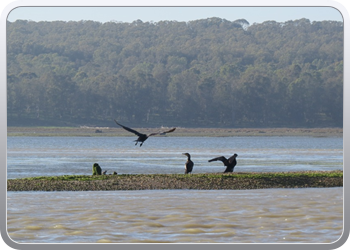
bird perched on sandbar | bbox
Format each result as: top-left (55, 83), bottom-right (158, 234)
top-left (114, 119), bottom-right (176, 147)
top-left (182, 153), bottom-right (194, 174)
top-left (208, 154), bottom-right (238, 173)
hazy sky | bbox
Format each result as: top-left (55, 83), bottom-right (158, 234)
top-left (7, 6), bottom-right (343, 24)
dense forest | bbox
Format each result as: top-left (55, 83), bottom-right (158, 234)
top-left (7, 18), bottom-right (343, 127)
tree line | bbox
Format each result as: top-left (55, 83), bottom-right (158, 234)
top-left (7, 18), bottom-right (343, 127)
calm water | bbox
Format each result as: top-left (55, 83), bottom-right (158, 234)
top-left (6, 136), bottom-right (344, 244)
top-left (7, 136), bottom-right (343, 178)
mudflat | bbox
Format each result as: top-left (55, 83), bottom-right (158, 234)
top-left (7, 126), bottom-right (343, 137)
top-left (7, 171), bottom-right (343, 191)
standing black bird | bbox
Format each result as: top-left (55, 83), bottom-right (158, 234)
top-left (114, 120), bottom-right (176, 147)
top-left (208, 153), bottom-right (238, 173)
top-left (182, 153), bottom-right (194, 174)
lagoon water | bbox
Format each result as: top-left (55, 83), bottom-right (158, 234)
top-left (6, 136), bottom-right (344, 244)
top-left (7, 136), bottom-right (343, 178)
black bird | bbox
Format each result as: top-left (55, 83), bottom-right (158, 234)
top-left (114, 120), bottom-right (176, 147)
top-left (182, 153), bottom-right (194, 174)
top-left (208, 154), bottom-right (238, 173)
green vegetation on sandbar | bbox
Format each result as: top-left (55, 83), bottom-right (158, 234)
top-left (16, 171), bottom-right (343, 181)
top-left (7, 171), bottom-right (343, 191)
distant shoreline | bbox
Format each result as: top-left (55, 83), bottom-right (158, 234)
top-left (7, 171), bottom-right (343, 191)
top-left (7, 127), bottom-right (343, 137)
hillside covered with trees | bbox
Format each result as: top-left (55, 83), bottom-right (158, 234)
top-left (7, 18), bottom-right (343, 127)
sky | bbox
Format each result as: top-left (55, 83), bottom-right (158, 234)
top-left (6, 6), bottom-right (345, 24)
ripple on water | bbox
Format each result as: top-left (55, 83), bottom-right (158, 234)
top-left (7, 188), bottom-right (343, 243)
top-left (24, 225), bottom-right (44, 231)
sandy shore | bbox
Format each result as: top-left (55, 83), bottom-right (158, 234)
top-left (7, 171), bottom-right (343, 191)
top-left (7, 126), bottom-right (343, 137)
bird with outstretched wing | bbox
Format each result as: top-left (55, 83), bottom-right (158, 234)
top-left (114, 120), bottom-right (176, 146)
top-left (208, 153), bottom-right (238, 173)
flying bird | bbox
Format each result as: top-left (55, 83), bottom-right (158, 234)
top-left (114, 120), bottom-right (176, 146)
top-left (182, 153), bottom-right (194, 174)
top-left (208, 153), bottom-right (238, 173)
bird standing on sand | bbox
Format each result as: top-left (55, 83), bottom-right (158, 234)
top-left (182, 153), bottom-right (194, 174)
top-left (114, 120), bottom-right (176, 147)
top-left (208, 153), bottom-right (238, 173)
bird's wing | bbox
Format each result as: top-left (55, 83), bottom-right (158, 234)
top-left (114, 120), bottom-right (143, 136)
top-left (148, 127), bottom-right (176, 137)
top-left (208, 156), bottom-right (227, 163)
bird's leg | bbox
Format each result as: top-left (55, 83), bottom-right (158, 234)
top-left (140, 142), bottom-right (143, 147)
top-left (135, 141), bottom-right (138, 145)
